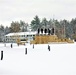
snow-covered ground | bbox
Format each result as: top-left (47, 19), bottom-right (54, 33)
top-left (0, 43), bottom-right (76, 75)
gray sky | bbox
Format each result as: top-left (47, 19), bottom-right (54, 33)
top-left (0, 0), bottom-right (76, 27)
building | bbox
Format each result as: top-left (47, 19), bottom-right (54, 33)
top-left (5, 31), bottom-right (37, 43)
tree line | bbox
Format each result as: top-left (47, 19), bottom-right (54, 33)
top-left (0, 15), bottom-right (76, 42)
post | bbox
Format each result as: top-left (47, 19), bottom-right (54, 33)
top-left (48, 45), bottom-right (49, 49)
top-left (49, 46), bottom-right (50, 51)
top-left (4, 43), bottom-right (6, 47)
top-left (11, 44), bottom-right (13, 48)
top-left (48, 45), bottom-right (50, 51)
top-left (33, 44), bottom-right (34, 49)
top-left (1, 51), bottom-right (3, 60)
top-left (25, 48), bottom-right (27, 54)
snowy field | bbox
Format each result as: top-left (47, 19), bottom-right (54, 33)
top-left (0, 42), bottom-right (76, 75)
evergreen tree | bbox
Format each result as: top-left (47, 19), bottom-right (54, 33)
top-left (41, 18), bottom-right (48, 28)
top-left (31, 15), bottom-right (41, 31)
top-left (20, 20), bottom-right (28, 32)
top-left (5, 26), bottom-right (10, 34)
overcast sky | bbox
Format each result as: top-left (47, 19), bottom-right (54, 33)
top-left (0, 0), bottom-right (76, 27)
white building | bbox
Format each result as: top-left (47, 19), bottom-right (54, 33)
top-left (5, 31), bottom-right (37, 43)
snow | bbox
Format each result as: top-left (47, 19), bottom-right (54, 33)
top-left (0, 43), bottom-right (76, 75)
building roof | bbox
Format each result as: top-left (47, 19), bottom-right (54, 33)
top-left (5, 31), bottom-right (37, 36)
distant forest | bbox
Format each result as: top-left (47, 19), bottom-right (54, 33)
top-left (0, 15), bottom-right (76, 41)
